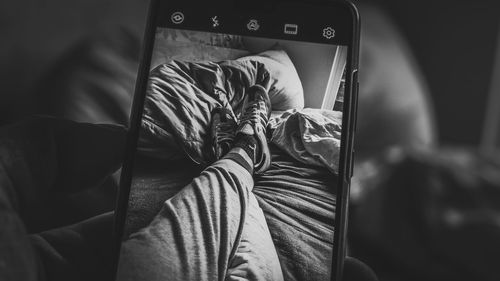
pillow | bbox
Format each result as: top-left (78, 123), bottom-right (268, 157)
top-left (238, 46), bottom-right (304, 111)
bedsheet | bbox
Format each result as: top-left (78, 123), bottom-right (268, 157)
top-left (254, 144), bottom-right (336, 281)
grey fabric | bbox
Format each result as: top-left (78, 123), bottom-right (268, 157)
top-left (140, 48), bottom-right (305, 165)
top-left (254, 145), bottom-right (337, 281)
top-left (139, 60), bottom-right (270, 164)
top-left (117, 157), bottom-right (283, 281)
top-left (123, 156), bottom-right (201, 237)
top-left (237, 48), bottom-right (304, 111)
top-left (118, 146), bottom-right (338, 281)
top-left (269, 109), bottom-right (343, 174)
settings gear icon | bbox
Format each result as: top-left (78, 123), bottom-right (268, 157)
top-left (322, 27), bottom-right (335, 39)
top-left (247, 19), bottom-right (260, 31)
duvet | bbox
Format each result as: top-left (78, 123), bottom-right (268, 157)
top-left (139, 59), bottom-right (265, 164)
top-left (138, 48), bottom-right (306, 165)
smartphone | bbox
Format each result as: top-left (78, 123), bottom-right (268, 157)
top-left (113, 0), bottom-right (359, 280)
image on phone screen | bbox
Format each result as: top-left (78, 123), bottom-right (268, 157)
top-left (115, 2), bottom-right (358, 281)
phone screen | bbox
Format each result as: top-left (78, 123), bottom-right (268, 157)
top-left (115, 1), bottom-right (358, 281)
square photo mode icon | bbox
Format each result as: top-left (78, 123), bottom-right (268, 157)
top-left (284, 24), bottom-right (298, 35)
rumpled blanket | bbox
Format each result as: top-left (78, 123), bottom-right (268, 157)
top-left (140, 58), bottom-right (343, 170)
top-left (269, 109), bottom-right (343, 174)
top-left (139, 59), bottom-right (270, 165)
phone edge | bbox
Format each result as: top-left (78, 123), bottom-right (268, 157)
top-left (111, 0), bottom-right (160, 278)
top-left (331, 1), bottom-right (360, 280)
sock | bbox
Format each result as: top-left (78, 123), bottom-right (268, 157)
top-left (226, 150), bottom-right (253, 174)
top-left (232, 133), bottom-right (258, 162)
top-left (225, 133), bottom-right (263, 173)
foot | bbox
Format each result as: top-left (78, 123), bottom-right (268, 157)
top-left (211, 107), bottom-right (238, 160)
top-left (235, 84), bottom-right (272, 173)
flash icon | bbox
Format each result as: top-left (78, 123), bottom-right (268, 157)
top-left (212, 16), bottom-right (219, 27)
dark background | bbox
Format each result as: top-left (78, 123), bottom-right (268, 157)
top-left (372, 0), bottom-right (500, 146)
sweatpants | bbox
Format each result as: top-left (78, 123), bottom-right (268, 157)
top-left (116, 156), bottom-right (284, 281)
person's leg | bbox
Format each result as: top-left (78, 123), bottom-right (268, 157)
top-left (118, 85), bottom-right (281, 281)
top-left (117, 149), bottom-right (281, 281)
top-left (225, 183), bottom-right (283, 281)
top-left (223, 85), bottom-right (283, 280)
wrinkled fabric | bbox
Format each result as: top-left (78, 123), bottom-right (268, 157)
top-left (118, 158), bottom-right (283, 281)
top-left (120, 145), bottom-right (338, 281)
top-left (237, 48), bottom-right (304, 111)
top-left (269, 109), bottom-right (342, 174)
top-left (254, 145), bottom-right (337, 281)
top-left (139, 59), bottom-right (270, 165)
